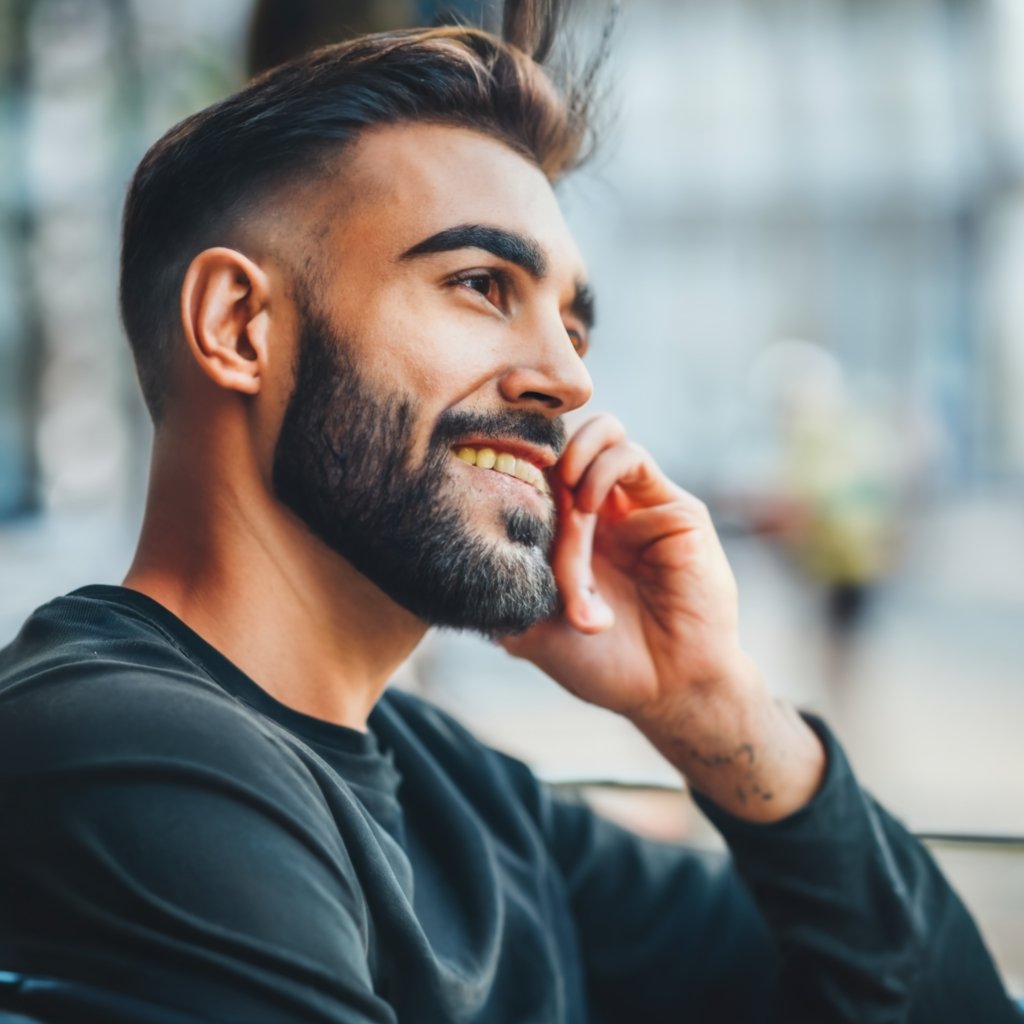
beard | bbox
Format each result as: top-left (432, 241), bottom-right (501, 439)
top-left (271, 304), bottom-right (564, 636)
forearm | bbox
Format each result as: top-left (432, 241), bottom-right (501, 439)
top-left (694, 717), bottom-right (1021, 1024)
top-left (629, 653), bottom-right (826, 823)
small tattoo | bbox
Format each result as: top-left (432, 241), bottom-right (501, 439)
top-left (670, 738), bottom-right (774, 803)
top-left (672, 740), bottom-right (758, 771)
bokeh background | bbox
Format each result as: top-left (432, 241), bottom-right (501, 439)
top-left (1, 0), bottom-right (1022, 984)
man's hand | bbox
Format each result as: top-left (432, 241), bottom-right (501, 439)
top-left (502, 414), bottom-right (825, 822)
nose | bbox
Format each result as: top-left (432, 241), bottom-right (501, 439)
top-left (497, 318), bottom-right (593, 414)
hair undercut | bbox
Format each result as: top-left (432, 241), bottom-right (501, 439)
top-left (119, 0), bottom-right (610, 421)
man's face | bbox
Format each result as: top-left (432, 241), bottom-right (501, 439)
top-left (271, 123), bottom-right (594, 635)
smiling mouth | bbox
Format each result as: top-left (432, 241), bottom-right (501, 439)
top-left (452, 446), bottom-right (551, 497)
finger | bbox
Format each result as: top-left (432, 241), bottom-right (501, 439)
top-left (556, 414), bottom-right (627, 489)
top-left (573, 441), bottom-right (680, 515)
top-left (549, 490), bottom-right (615, 634)
top-left (593, 501), bottom-right (710, 563)
top-left (498, 613), bottom-right (570, 664)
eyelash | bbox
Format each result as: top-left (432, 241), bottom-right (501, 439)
top-left (451, 269), bottom-right (511, 310)
top-left (449, 268), bottom-right (588, 357)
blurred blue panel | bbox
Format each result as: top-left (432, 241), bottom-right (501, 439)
top-left (0, 281), bottom-right (35, 521)
top-left (0, 1), bottom-right (37, 521)
top-left (0, 375), bottom-right (35, 521)
top-left (415, 0), bottom-right (487, 25)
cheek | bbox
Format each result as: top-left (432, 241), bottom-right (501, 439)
top-left (370, 321), bottom-right (505, 403)
top-left (340, 277), bottom-right (510, 405)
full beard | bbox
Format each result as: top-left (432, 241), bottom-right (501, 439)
top-left (271, 306), bottom-right (563, 636)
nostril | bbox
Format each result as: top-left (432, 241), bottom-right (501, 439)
top-left (520, 391), bottom-right (561, 409)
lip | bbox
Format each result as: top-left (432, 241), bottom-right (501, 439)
top-left (448, 438), bottom-right (558, 471)
top-left (452, 459), bottom-right (554, 508)
top-left (464, 461), bottom-right (551, 498)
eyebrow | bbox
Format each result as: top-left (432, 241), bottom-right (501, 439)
top-left (571, 282), bottom-right (596, 332)
top-left (400, 224), bottom-right (549, 278)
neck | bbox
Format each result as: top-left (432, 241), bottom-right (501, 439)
top-left (124, 430), bottom-right (426, 731)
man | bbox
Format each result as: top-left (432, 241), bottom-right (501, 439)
top-left (0, 3), bottom-right (1018, 1022)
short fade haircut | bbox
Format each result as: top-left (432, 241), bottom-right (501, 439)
top-left (119, 0), bottom-right (609, 421)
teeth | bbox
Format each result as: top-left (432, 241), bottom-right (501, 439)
top-left (494, 453), bottom-right (517, 475)
top-left (513, 458), bottom-right (535, 484)
top-left (451, 445), bottom-right (550, 496)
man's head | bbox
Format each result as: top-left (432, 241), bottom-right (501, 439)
top-left (120, 3), bottom-right (600, 416)
top-left (120, 2), bottom-right (605, 634)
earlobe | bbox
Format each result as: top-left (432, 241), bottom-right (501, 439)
top-left (180, 247), bottom-right (273, 397)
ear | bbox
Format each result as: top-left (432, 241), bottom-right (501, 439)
top-left (180, 247), bottom-right (274, 398)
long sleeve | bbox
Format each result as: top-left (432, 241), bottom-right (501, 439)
top-left (694, 715), bottom-right (1021, 1023)
top-left (0, 664), bottom-right (398, 1024)
top-left (536, 716), bottom-right (1019, 1023)
top-left (539, 790), bottom-right (779, 1022)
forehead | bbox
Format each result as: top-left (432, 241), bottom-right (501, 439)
top-left (317, 122), bottom-right (586, 278)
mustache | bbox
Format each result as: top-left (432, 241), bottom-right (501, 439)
top-left (430, 409), bottom-right (567, 458)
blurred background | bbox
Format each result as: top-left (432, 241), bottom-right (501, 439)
top-left (1, 0), bottom-right (1022, 983)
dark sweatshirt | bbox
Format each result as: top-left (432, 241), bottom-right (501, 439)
top-left (0, 586), bottom-right (1017, 1023)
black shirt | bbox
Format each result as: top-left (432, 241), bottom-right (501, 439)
top-left (0, 586), bottom-right (1017, 1023)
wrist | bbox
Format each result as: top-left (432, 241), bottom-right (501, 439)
top-left (629, 656), bottom-right (827, 823)
top-left (626, 648), bottom-right (765, 741)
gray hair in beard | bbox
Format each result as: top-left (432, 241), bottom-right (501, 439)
top-left (271, 304), bottom-right (564, 636)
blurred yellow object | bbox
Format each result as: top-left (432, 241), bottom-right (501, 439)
top-left (785, 407), bottom-right (901, 586)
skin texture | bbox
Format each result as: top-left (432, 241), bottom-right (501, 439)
top-left (125, 122), bottom-right (825, 823)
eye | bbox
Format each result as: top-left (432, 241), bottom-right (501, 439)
top-left (451, 269), bottom-right (509, 311)
top-left (567, 327), bottom-right (588, 357)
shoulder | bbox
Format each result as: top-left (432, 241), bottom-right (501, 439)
top-left (0, 587), bottom-right (203, 686)
top-left (0, 594), bottom-right (364, 926)
top-left (0, 596), bottom-right (381, 1016)
top-left (0, 590), bottom-right (311, 808)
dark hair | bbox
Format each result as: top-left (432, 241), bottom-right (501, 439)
top-left (119, 0), bottom-right (609, 421)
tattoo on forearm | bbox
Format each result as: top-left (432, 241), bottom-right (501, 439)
top-left (671, 738), bottom-right (774, 803)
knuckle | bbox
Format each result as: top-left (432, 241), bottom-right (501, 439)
top-left (673, 490), bottom-right (708, 518)
top-left (689, 496), bottom-right (710, 519)
top-left (590, 412), bottom-right (626, 440)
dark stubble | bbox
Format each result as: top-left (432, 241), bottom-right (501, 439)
top-left (271, 304), bottom-right (564, 636)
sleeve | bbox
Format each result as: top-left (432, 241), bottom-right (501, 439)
top-left (693, 715), bottom-right (1023, 1024)
top-left (525, 715), bottom-right (1019, 1024)
top-left (0, 667), bottom-right (396, 1024)
top-left (536, 783), bottom-right (780, 1023)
